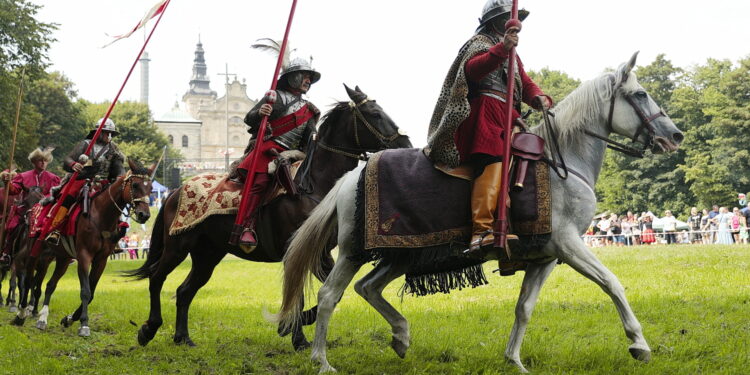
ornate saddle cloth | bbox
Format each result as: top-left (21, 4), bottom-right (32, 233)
top-left (353, 148), bottom-right (551, 296)
top-left (29, 203), bottom-right (81, 238)
top-left (169, 161), bottom-right (303, 236)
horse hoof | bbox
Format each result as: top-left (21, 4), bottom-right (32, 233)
top-left (60, 315), bottom-right (73, 328)
top-left (174, 336), bottom-right (196, 347)
top-left (137, 326), bottom-right (152, 346)
top-left (78, 326), bottom-right (91, 337)
top-left (8, 306), bottom-right (17, 313)
top-left (629, 345), bottom-right (651, 363)
top-left (11, 316), bottom-right (25, 326)
top-left (390, 337), bottom-right (409, 359)
top-left (293, 339), bottom-right (311, 352)
top-left (35, 320), bottom-right (48, 330)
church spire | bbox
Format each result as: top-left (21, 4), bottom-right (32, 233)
top-left (187, 37), bottom-right (215, 96)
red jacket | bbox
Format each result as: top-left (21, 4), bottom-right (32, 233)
top-left (454, 43), bottom-right (546, 163)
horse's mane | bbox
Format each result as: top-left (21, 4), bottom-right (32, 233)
top-left (550, 70), bottom-right (636, 141)
top-left (316, 101), bottom-right (350, 134)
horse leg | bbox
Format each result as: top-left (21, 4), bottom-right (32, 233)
top-left (173, 248), bottom-right (223, 347)
top-left (311, 255), bottom-right (362, 373)
top-left (36, 256), bottom-right (70, 330)
top-left (7, 267), bottom-right (16, 312)
top-left (560, 236), bottom-right (651, 362)
top-left (31, 258), bottom-right (51, 317)
top-left (12, 271), bottom-right (30, 325)
top-left (137, 243), bottom-right (188, 346)
top-left (504, 260), bottom-right (557, 373)
top-left (353, 260), bottom-right (410, 358)
top-left (72, 251), bottom-right (94, 337)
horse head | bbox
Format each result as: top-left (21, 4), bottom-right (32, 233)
top-left (606, 52), bottom-right (683, 154)
top-left (122, 158), bottom-right (157, 224)
top-left (316, 85), bottom-right (412, 157)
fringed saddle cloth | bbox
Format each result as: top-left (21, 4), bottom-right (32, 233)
top-left (169, 159), bottom-right (304, 236)
top-left (352, 148), bottom-right (551, 296)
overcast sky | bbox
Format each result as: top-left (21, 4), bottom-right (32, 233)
top-left (34, 0), bottom-right (750, 147)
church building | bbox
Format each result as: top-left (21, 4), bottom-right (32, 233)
top-left (154, 39), bottom-right (257, 171)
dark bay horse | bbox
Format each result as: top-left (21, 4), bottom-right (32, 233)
top-left (278, 54), bottom-right (684, 372)
top-left (13, 159), bottom-right (155, 336)
top-left (126, 85), bottom-right (412, 350)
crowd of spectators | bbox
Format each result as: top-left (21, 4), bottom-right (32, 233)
top-left (112, 232), bottom-right (151, 260)
top-left (584, 203), bottom-right (750, 247)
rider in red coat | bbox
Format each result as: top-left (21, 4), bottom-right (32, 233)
top-left (0, 147), bottom-right (61, 264)
top-left (230, 57), bottom-right (321, 249)
top-left (427, 0), bottom-right (552, 251)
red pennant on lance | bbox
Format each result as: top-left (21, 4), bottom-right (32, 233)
top-left (103, 0), bottom-right (168, 48)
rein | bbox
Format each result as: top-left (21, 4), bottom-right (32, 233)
top-left (583, 79), bottom-right (666, 158)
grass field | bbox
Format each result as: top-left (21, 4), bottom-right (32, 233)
top-left (0, 244), bottom-right (747, 374)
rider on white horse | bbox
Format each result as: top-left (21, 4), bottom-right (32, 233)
top-left (426, 0), bottom-right (553, 252)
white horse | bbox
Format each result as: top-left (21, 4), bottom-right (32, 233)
top-left (277, 53), bottom-right (683, 373)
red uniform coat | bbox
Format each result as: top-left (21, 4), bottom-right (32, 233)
top-left (5, 169), bottom-right (60, 232)
top-left (454, 43), bottom-right (546, 163)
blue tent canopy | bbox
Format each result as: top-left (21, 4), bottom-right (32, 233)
top-left (151, 179), bottom-right (168, 193)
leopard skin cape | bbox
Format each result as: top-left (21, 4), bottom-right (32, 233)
top-left (425, 34), bottom-right (495, 168)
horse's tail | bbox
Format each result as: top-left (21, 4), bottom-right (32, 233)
top-left (122, 202), bottom-right (166, 280)
top-left (274, 175), bottom-right (345, 331)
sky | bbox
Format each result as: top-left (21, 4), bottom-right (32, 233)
top-left (33, 0), bottom-right (750, 148)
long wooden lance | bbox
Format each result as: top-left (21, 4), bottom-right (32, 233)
top-left (231, 0), bottom-right (300, 240)
top-left (0, 68), bottom-right (26, 248)
top-left (37, 0), bottom-right (173, 239)
top-left (494, 0), bottom-right (520, 252)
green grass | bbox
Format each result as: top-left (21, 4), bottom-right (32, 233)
top-left (0, 244), bottom-right (747, 374)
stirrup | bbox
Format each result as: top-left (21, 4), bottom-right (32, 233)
top-left (45, 231), bottom-right (62, 246)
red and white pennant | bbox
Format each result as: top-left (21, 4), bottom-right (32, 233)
top-left (103, 0), bottom-right (168, 48)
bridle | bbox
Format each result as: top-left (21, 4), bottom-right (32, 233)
top-left (583, 77), bottom-right (667, 158)
top-left (316, 97), bottom-right (407, 161)
top-left (108, 170), bottom-right (150, 218)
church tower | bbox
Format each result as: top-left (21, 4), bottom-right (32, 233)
top-left (182, 36), bottom-right (217, 119)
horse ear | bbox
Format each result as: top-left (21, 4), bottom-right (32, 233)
top-left (344, 84), bottom-right (357, 100)
top-left (344, 83), bottom-right (367, 103)
top-left (619, 51), bottom-right (639, 82)
top-left (127, 157), bottom-right (137, 171)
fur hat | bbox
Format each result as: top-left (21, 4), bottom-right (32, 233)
top-left (28, 147), bottom-right (55, 163)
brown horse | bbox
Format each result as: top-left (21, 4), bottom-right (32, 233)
top-left (13, 159), bottom-right (155, 335)
top-left (126, 85), bottom-right (412, 350)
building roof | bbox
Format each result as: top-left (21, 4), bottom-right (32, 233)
top-left (155, 102), bottom-right (201, 123)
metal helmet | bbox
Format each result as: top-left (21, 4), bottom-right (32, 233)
top-left (478, 0), bottom-right (529, 31)
top-left (278, 57), bottom-right (321, 89)
top-left (86, 118), bottom-right (120, 139)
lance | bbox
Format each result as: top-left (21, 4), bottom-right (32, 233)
top-left (0, 68), bottom-right (26, 248)
top-left (231, 0), bottom-right (300, 243)
top-left (150, 145), bottom-right (167, 180)
top-left (494, 0), bottom-right (520, 253)
top-left (36, 0), bottom-right (173, 239)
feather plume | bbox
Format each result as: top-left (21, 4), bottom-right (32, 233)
top-left (251, 38), bottom-right (294, 68)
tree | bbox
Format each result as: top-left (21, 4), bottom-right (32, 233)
top-left (0, 0), bottom-right (56, 172)
top-left (80, 100), bottom-right (182, 169)
top-left (23, 71), bottom-right (88, 173)
top-left (525, 68), bottom-right (580, 125)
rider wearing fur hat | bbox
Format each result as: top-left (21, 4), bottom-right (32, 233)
top-left (426, 0), bottom-right (553, 251)
top-left (41, 118), bottom-right (125, 245)
top-left (0, 147), bottom-right (61, 264)
top-left (231, 57), bottom-right (321, 248)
